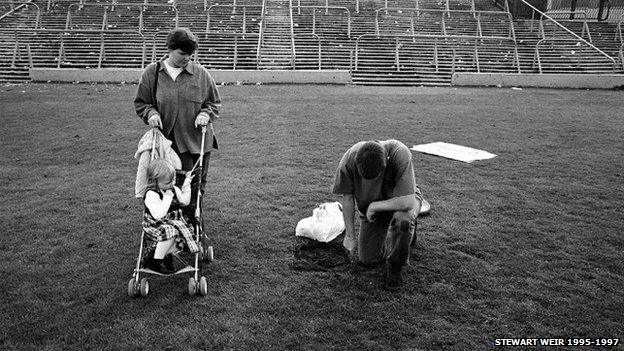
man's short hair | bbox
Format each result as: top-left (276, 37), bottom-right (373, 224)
top-left (355, 141), bottom-right (387, 179)
top-left (166, 27), bottom-right (198, 54)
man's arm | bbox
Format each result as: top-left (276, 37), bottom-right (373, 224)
top-left (339, 194), bottom-right (357, 253)
top-left (366, 194), bottom-right (421, 222)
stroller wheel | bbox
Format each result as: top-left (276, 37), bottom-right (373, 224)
top-left (127, 278), bottom-right (138, 297)
top-left (200, 234), bottom-right (212, 262)
top-left (140, 278), bottom-right (149, 297)
top-left (204, 246), bottom-right (214, 262)
top-left (199, 276), bottom-right (208, 296)
top-left (188, 277), bottom-right (197, 296)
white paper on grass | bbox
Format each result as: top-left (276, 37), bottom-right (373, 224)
top-left (411, 142), bottom-right (497, 163)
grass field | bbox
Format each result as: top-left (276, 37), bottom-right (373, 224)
top-left (1, 83), bottom-right (623, 351)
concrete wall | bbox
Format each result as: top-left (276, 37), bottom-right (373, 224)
top-left (29, 69), bottom-right (624, 89)
top-left (29, 68), bottom-right (351, 84)
top-left (452, 73), bottom-right (624, 89)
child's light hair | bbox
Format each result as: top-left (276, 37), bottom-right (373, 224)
top-left (146, 159), bottom-right (176, 188)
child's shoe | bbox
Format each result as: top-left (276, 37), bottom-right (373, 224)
top-left (146, 257), bottom-right (174, 275)
top-left (163, 254), bottom-right (175, 271)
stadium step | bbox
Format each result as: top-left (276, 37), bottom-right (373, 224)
top-left (258, 0), bottom-right (295, 69)
top-left (0, 65), bottom-right (30, 83)
top-left (351, 69), bottom-right (453, 86)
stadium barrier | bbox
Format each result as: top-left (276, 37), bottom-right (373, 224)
top-left (150, 30), bottom-right (262, 69)
top-left (516, 0), bottom-right (617, 70)
top-left (379, 0), bottom-right (477, 16)
top-left (65, 3), bottom-right (178, 32)
top-left (293, 33), bottom-right (321, 69)
top-left (354, 33), bottom-right (521, 74)
top-left (531, 37), bottom-right (617, 72)
top-left (0, 28), bottom-right (148, 68)
top-left (293, 0), bottom-right (358, 13)
top-left (0, 1), bottom-right (40, 28)
top-left (616, 13), bottom-right (624, 42)
top-left (452, 72), bottom-right (624, 88)
top-left (289, 0), bottom-right (296, 69)
top-left (374, 8), bottom-right (516, 40)
top-left (292, 6), bottom-right (351, 38)
top-left (256, 0), bottom-right (267, 69)
top-left (29, 68), bottom-right (352, 83)
top-left (206, 5), bottom-right (262, 34)
top-left (542, 10), bottom-right (592, 42)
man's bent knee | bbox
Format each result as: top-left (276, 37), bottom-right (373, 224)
top-left (391, 211), bottom-right (416, 234)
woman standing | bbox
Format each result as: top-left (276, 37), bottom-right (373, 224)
top-left (134, 27), bottom-right (221, 192)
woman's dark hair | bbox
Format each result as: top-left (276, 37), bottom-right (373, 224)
top-left (166, 28), bottom-right (198, 54)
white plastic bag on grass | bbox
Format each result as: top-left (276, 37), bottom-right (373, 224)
top-left (295, 202), bottom-right (345, 242)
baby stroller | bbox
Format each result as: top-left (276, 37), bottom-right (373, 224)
top-left (128, 126), bottom-right (214, 297)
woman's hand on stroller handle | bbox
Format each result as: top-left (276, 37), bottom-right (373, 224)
top-left (148, 114), bottom-right (163, 128)
top-left (194, 113), bottom-right (210, 128)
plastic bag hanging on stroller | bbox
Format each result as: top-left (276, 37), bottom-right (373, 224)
top-left (134, 129), bottom-right (182, 199)
top-left (128, 127), bottom-right (214, 298)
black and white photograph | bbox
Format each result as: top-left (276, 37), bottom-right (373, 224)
top-left (1, 0), bottom-right (623, 349)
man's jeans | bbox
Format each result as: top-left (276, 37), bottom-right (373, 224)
top-left (358, 209), bottom-right (417, 267)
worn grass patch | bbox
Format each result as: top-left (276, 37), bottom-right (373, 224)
top-left (0, 83), bottom-right (623, 351)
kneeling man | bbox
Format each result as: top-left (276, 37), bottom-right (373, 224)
top-left (332, 140), bottom-right (422, 290)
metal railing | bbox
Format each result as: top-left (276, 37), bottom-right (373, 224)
top-left (292, 5), bottom-right (351, 38)
top-left (620, 42), bottom-right (624, 68)
top-left (293, 0), bottom-right (353, 13)
top-left (532, 37), bottom-right (617, 72)
top-left (616, 13), bottom-right (624, 43)
top-left (3, 31), bottom-right (34, 67)
top-left (493, 0), bottom-right (508, 12)
top-left (292, 33), bottom-right (321, 69)
top-left (256, 0), bottom-right (267, 69)
top-left (545, 9), bottom-right (589, 20)
top-left (65, 3), bottom-right (178, 33)
top-left (375, 8), bottom-right (515, 40)
top-left (206, 5), bottom-right (262, 34)
top-left (149, 30), bottom-right (261, 69)
top-left (0, 28), bottom-right (148, 68)
top-left (542, 10), bottom-right (592, 42)
top-left (0, 0), bottom-right (40, 28)
top-left (289, 0), bottom-right (296, 68)
top-left (518, 0), bottom-right (616, 69)
top-left (380, 0), bottom-right (477, 16)
top-left (354, 33), bottom-right (520, 73)
top-left (196, 32), bottom-right (259, 70)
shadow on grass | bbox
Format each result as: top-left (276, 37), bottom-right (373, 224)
top-left (290, 236), bottom-right (351, 272)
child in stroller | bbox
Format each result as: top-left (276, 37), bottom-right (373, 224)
top-left (142, 159), bottom-right (198, 274)
top-left (129, 127), bottom-right (214, 297)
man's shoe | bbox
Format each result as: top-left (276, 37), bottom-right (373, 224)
top-left (385, 264), bottom-right (403, 291)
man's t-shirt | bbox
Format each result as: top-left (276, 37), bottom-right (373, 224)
top-left (332, 140), bottom-right (421, 215)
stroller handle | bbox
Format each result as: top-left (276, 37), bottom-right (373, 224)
top-left (199, 125), bottom-right (207, 167)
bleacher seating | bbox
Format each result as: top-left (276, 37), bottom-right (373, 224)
top-left (0, 0), bottom-right (622, 84)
